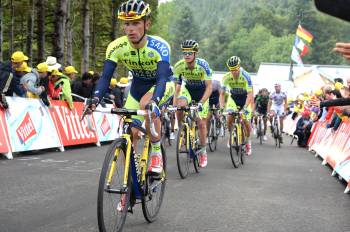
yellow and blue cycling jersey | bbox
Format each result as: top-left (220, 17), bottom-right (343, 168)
top-left (221, 68), bottom-right (252, 108)
top-left (173, 58), bottom-right (212, 102)
top-left (94, 35), bottom-right (172, 104)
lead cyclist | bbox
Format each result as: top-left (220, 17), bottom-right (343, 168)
top-left (90, 0), bottom-right (173, 175)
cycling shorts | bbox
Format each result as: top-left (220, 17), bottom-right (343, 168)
top-left (177, 85), bottom-right (209, 119)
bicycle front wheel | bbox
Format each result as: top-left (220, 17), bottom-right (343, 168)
top-left (229, 126), bottom-right (241, 168)
top-left (176, 124), bottom-right (190, 179)
top-left (142, 145), bottom-right (167, 222)
top-left (97, 139), bottom-right (131, 232)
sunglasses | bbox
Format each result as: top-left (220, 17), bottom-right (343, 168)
top-left (183, 51), bottom-right (194, 56)
top-left (229, 67), bottom-right (240, 71)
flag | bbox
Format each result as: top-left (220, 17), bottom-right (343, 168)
top-left (300, 45), bottom-right (309, 57)
top-left (291, 46), bottom-right (304, 66)
top-left (294, 36), bottom-right (310, 57)
top-left (296, 24), bottom-right (314, 43)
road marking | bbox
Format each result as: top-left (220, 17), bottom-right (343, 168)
top-left (18, 157), bottom-right (40, 161)
top-left (41, 159), bottom-right (69, 163)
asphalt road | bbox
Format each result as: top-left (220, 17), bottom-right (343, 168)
top-left (0, 135), bottom-right (349, 232)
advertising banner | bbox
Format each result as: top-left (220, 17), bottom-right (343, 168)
top-left (5, 97), bottom-right (62, 152)
top-left (49, 100), bottom-right (98, 146)
top-left (0, 107), bottom-right (11, 155)
top-left (93, 104), bottom-right (121, 142)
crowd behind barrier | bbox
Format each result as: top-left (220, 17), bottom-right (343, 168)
top-left (0, 97), bottom-right (121, 160)
top-left (284, 104), bottom-right (350, 194)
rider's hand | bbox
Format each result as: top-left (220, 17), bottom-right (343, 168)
top-left (84, 97), bottom-right (99, 114)
top-left (198, 102), bottom-right (203, 112)
top-left (146, 101), bottom-right (160, 118)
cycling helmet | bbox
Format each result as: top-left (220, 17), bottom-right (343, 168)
top-left (226, 56), bottom-right (241, 70)
top-left (118, 0), bottom-right (151, 21)
top-left (181, 40), bottom-right (199, 52)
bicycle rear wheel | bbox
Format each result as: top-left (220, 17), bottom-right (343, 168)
top-left (176, 124), bottom-right (190, 179)
top-left (97, 139), bottom-right (131, 232)
top-left (208, 118), bottom-right (217, 152)
top-left (142, 145), bottom-right (167, 222)
top-left (229, 126), bottom-right (240, 168)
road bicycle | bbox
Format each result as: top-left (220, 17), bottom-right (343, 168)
top-left (82, 105), bottom-right (166, 232)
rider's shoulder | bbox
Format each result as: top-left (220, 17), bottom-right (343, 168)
top-left (174, 59), bottom-right (185, 69)
top-left (196, 58), bottom-right (211, 75)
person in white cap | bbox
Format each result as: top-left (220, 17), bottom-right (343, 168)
top-left (45, 56), bottom-right (62, 72)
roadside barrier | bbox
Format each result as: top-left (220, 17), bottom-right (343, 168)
top-left (0, 97), bottom-right (121, 160)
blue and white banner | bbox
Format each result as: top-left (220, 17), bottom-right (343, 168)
top-left (5, 97), bottom-right (62, 152)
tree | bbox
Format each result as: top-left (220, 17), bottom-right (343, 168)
top-left (168, 3), bottom-right (199, 63)
top-left (26, 0), bottom-right (34, 65)
top-left (9, 0), bottom-right (14, 55)
top-left (81, 0), bottom-right (90, 73)
top-left (36, 0), bottom-right (45, 62)
top-left (53, 0), bottom-right (68, 64)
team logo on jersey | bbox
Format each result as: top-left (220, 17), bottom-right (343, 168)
top-left (130, 51), bottom-right (136, 56)
top-left (148, 52), bottom-right (154, 58)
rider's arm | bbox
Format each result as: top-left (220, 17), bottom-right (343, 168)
top-left (173, 83), bottom-right (181, 106)
top-left (151, 61), bottom-right (172, 104)
top-left (200, 80), bottom-right (212, 104)
top-left (219, 89), bottom-right (226, 109)
top-left (93, 60), bottom-right (117, 100)
top-left (267, 98), bottom-right (272, 113)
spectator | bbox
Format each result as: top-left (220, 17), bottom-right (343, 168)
top-left (36, 63), bottom-right (51, 106)
top-left (71, 72), bottom-right (94, 101)
top-left (333, 42), bottom-right (350, 60)
top-left (45, 56), bottom-right (62, 72)
top-left (64, 66), bottom-right (79, 83)
top-left (48, 69), bottom-right (74, 110)
top-left (0, 51), bottom-right (27, 108)
top-left (294, 110), bottom-right (313, 147)
top-left (15, 62), bottom-right (45, 98)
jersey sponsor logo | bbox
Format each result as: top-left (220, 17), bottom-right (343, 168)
top-left (107, 41), bottom-right (128, 59)
top-left (130, 51), bottom-right (136, 56)
top-left (121, 59), bottom-right (157, 67)
top-left (123, 52), bottom-right (130, 57)
top-left (16, 112), bottom-right (37, 144)
top-left (148, 37), bottom-right (170, 62)
top-left (132, 69), bottom-right (157, 78)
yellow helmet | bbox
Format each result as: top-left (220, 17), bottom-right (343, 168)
top-left (117, 0), bottom-right (151, 21)
top-left (64, 66), bottom-right (78, 74)
top-left (16, 62), bottom-right (32, 72)
top-left (110, 78), bottom-right (118, 87)
top-left (117, 77), bottom-right (129, 87)
top-left (11, 51), bottom-right (28, 63)
top-left (37, 63), bottom-right (49, 73)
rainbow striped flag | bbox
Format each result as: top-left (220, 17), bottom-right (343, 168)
top-left (296, 24), bottom-right (314, 43)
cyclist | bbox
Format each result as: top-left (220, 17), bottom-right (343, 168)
top-left (267, 83), bottom-right (287, 143)
top-left (207, 74), bottom-right (224, 137)
top-left (92, 0), bottom-right (173, 175)
top-left (173, 40), bottom-right (212, 168)
top-left (219, 56), bottom-right (254, 155)
top-left (253, 88), bottom-right (269, 141)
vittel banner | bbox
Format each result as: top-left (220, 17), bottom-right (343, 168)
top-left (0, 107), bottom-right (10, 154)
top-left (5, 97), bottom-right (61, 152)
top-left (49, 100), bottom-right (98, 146)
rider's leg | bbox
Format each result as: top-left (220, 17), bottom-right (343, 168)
top-left (197, 100), bottom-right (209, 167)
